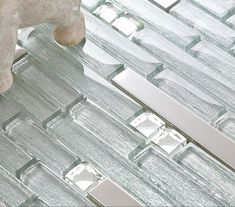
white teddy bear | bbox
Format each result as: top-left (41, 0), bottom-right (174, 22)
top-left (0, 0), bottom-right (85, 93)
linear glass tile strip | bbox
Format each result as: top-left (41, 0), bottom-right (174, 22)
top-left (170, 1), bottom-right (235, 50)
top-left (35, 24), bottom-right (124, 81)
top-left (113, 69), bottom-right (235, 170)
top-left (88, 178), bottom-right (143, 207)
top-left (0, 96), bottom-right (21, 130)
top-left (6, 117), bottom-right (78, 176)
top-left (133, 147), bottom-right (228, 206)
top-left (21, 162), bottom-right (94, 206)
top-left (187, 0), bottom-right (235, 20)
top-left (82, 10), bottom-right (163, 80)
top-left (132, 28), bottom-right (235, 110)
top-left (48, 116), bottom-right (175, 206)
top-left (72, 100), bottom-right (143, 158)
top-left (173, 143), bottom-right (235, 206)
top-left (18, 29), bottom-right (143, 123)
top-left (14, 56), bottom-right (83, 112)
top-left (213, 112), bottom-right (235, 143)
top-left (153, 69), bottom-right (226, 123)
top-left (0, 131), bottom-right (35, 177)
top-left (189, 40), bottom-right (235, 84)
top-left (29, 198), bottom-right (49, 207)
top-left (109, 0), bottom-right (200, 49)
top-left (82, 0), bottom-right (105, 11)
top-left (226, 14), bottom-right (235, 29)
top-left (0, 167), bottom-right (36, 207)
top-left (148, 0), bottom-right (179, 12)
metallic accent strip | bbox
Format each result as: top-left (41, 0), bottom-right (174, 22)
top-left (113, 69), bottom-right (235, 170)
top-left (88, 178), bottom-right (143, 207)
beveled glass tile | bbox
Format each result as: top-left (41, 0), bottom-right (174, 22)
top-left (83, 10), bottom-right (163, 79)
top-left (112, 14), bottom-right (144, 37)
top-left (21, 162), bottom-right (94, 206)
top-left (18, 27), bottom-right (143, 123)
top-left (170, 1), bottom-right (235, 50)
top-left (0, 167), bottom-right (35, 207)
top-left (0, 131), bottom-right (35, 177)
top-left (151, 128), bottom-right (187, 155)
top-left (82, 0), bottom-right (105, 11)
top-left (14, 45), bottom-right (27, 64)
top-left (149, 0), bottom-right (179, 11)
top-left (72, 100), bottom-right (143, 157)
top-left (153, 69), bottom-right (226, 123)
top-left (94, 2), bottom-right (122, 23)
top-left (213, 112), bottom-right (235, 143)
top-left (130, 111), bottom-right (165, 138)
top-left (133, 28), bottom-right (235, 110)
top-left (65, 163), bottom-right (103, 192)
top-left (14, 56), bottom-right (83, 112)
top-left (174, 143), bottom-right (235, 205)
top-left (109, 0), bottom-right (200, 49)
top-left (0, 96), bottom-right (21, 130)
top-left (6, 117), bottom-right (77, 176)
top-left (188, 0), bottom-right (235, 20)
top-left (135, 147), bottom-right (227, 206)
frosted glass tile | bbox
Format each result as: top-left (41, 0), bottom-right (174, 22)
top-left (213, 112), bottom-right (235, 142)
top-left (0, 167), bottom-right (35, 207)
top-left (48, 116), bottom-right (174, 206)
top-left (4, 76), bottom-right (61, 127)
top-left (174, 143), bottom-right (235, 205)
top-left (6, 117), bottom-right (77, 176)
top-left (94, 2), bottom-right (122, 23)
top-left (83, 10), bottom-right (163, 79)
top-left (133, 28), bottom-right (235, 110)
top-left (82, 0), bottom-right (105, 11)
top-left (151, 128), bottom-right (187, 155)
top-left (190, 40), bottom-right (235, 84)
top-left (188, 0), bottom-right (235, 20)
top-left (109, 0), bottom-right (200, 49)
top-left (112, 14), bottom-right (144, 37)
top-left (0, 132), bottom-right (35, 177)
top-left (135, 147), bottom-right (228, 206)
top-left (130, 111), bottom-right (165, 138)
top-left (18, 28), bottom-right (143, 123)
top-left (15, 56), bottom-right (83, 112)
top-left (153, 69), bottom-right (226, 123)
top-left (65, 163), bottom-right (103, 192)
top-left (149, 0), bottom-right (179, 11)
top-left (36, 24), bottom-right (124, 80)
top-left (29, 199), bottom-right (49, 207)
top-left (170, 1), bottom-right (235, 49)
top-left (0, 96), bottom-right (21, 130)
top-left (72, 101), bottom-right (143, 157)
top-left (226, 14), bottom-right (235, 29)
top-left (21, 163), bottom-right (94, 206)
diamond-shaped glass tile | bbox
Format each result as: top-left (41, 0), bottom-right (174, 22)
top-left (112, 14), bottom-right (144, 37)
top-left (152, 128), bottom-right (187, 155)
top-left (65, 163), bottom-right (102, 192)
top-left (94, 2), bottom-right (122, 23)
top-left (130, 111), bottom-right (165, 138)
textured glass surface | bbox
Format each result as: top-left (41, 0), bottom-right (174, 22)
top-left (18, 28), bottom-right (143, 123)
top-left (82, 0), bottom-right (105, 11)
top-left (109, 0), bottom-right (200, 48)
top-left (170, 1), bottom-right (235, 50)
top-left (0, 131), bottom-right (35, 177)
top-left (226, 14), bottom-right (235, 29)
top-left (21, 163), bottom-right (94, 206)
top-left (135, 147), bottom-right (228, 206)
top-left (153, 69), bottom-right (225, 123)
top-left (174, 143), bottom-right (235, 205)
top-left (94, 2), bottom-right (122, 23)
top-left (130, 111), bottom-right (165, 138)
top-left (152, 128), bottom-right (187, 155)
top-left (0, 167), bottom-right (35, 207)
top-left (29, 198), bottom-right (49, 207)
top-left (6, 117), bottom-right (77, 176)
top-left (133, 28), bottom-right (235, 111)
top-left (65, 163), bottom-right (103, 192)
top-left (213, 112), bottom-right (235, 142)
top-left (188, 0), bottom-right (235, 20)
top-left (149, 0), bottom-right (179, 11)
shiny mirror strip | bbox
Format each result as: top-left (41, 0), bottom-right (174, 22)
top-left (113, 69), bottom-right (235, 170)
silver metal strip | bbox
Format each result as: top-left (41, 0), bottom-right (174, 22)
top-left (88, 178), bottom-right (143, 207)
top-left (113, 69), bottom-right (235, 170)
